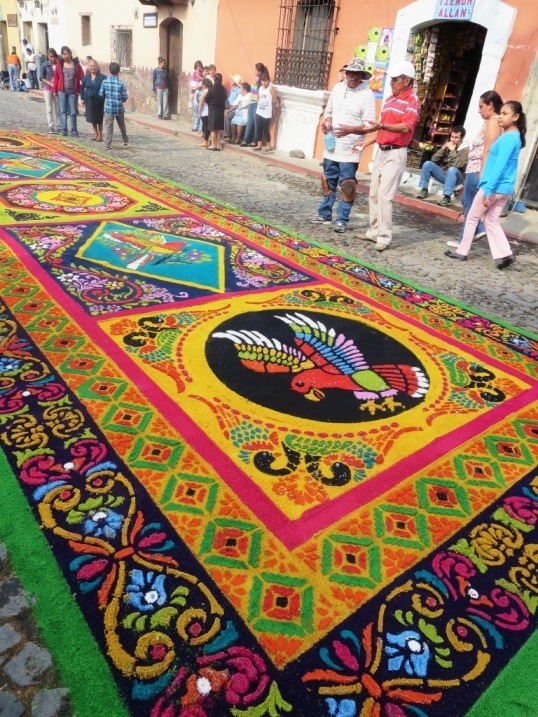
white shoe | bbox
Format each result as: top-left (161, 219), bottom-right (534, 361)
top-left (475, 231), bottom-right (487, 240)
top-left (446, 240), bottom-right (459, 248)
top-left (454, 183), bottom-right (464, 192)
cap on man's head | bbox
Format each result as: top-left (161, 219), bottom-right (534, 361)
top-left (389, 60), bottom-right (416, 79)
top-left (339, 57), bottom-right (372, 80)
top-left (230, 74), bottom-right (243, 85)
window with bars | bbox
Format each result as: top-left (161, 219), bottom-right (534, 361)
top-left (274, 0), bottom-right (339, 90)
top-left (81, 15), bottom-right (91, 47)
top-left (111, 25), bottom-right (132, 69)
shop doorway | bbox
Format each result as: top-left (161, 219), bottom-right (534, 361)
top-left (159, 18), bottom-right (182, 116)
top-left (406, 21), bottom-right (487, 169)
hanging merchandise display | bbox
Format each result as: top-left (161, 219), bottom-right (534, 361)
top-left (406, 22), bottom-right (487, 169)
top-left (355, 26), bottom-right (394, 99)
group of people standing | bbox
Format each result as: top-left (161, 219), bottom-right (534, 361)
top-left (6, 40), bottom-right (40, 91)
top-left (311, 57), bottom-right (525, 270)
top-left (188, 61), bottom-right (280, 152)
top-left (38, 46), bottom-right (129, 149)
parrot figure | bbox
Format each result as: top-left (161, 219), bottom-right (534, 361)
top-left (213, 312), bottom-right (429, 403)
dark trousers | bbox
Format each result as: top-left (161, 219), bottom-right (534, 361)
top-left (201, 116), bottom-right (209, 142)
top-left (255, 115), bottom-right (271, 145)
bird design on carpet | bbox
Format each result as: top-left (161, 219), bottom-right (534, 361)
top-left (213, 312), bottom-right (429, 412)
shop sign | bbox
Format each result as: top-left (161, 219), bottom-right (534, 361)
top-left (143, 13), bottom-right (158, 28)
top-left (7, 14), bottom-right (19, 27)
top-left (433, 0), bottom-right (476, 20)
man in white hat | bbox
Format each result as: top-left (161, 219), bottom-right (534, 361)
top-left (308, 58), bottom-right (376, 233)
top-left (345, 60), bottom-right (419, 251)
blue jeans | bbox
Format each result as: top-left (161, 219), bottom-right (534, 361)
top-left (58, 91), bottom-right (78, 134)
top-left (8, 65), bottom-right (19, 91)
top-left (458, 172), bottom-right (485, 243)
top-left (28, 69), bottom-right (39, 89)
top-left (191, 97), bottom-right (201, 130)
top-left (419, 161), bottom-right (463, 197)
top-left (243, 102), bottom-right (258, 144)
top-left (317, 159), bottom-right (358, 224)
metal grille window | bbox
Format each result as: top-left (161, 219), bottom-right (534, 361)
top-left (111, 26), bottom-right (132, 69)
top-left (275, 0), bottom-right (339, 90)
top-left (81, 15), bottom-right (91, 47)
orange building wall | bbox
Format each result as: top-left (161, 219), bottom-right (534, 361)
top-left (214, 1), bottom-right (281, 87)
top-left (215, 1), bottom-right (535, 163)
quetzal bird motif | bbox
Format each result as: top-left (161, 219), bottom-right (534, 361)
top-left (213, 312), bottom-right (429, 406)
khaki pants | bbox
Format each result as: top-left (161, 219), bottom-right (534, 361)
top-left (103, 113), bottom-right (128, 148)
top-left (367, 146), bottom-right (407, 246)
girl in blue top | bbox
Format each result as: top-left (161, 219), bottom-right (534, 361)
top-left (445, 100), bottom-right (526, 270)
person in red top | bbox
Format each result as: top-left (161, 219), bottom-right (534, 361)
top-left (52, 46), bottom-right (84, 137)
top-left (351, 61), bottom-right (419, 251)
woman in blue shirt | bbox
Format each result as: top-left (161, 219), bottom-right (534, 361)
top-left (445, 100), bottom-right (526, 270)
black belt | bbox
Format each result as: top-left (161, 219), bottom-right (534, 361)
top-left (378, 144), bottom-right (403, 151)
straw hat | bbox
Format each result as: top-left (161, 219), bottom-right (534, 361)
top-left (230, 74), bottom-right (243, 85)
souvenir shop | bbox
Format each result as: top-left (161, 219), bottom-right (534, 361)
top-left (405, 21), bottom-right (487, 169)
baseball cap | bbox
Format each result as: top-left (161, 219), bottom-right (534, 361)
top-left (389, 61), bottom-right (416, 79)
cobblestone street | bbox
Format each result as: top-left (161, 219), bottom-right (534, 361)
top-left (2, 90), bottom-right (537, 333)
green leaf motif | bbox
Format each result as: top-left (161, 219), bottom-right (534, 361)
top-left (66, 510), bottom-right (85, 524)
top-left (149, 607), bottom-right (178, 629)
top-left (231, 681), bottom-right (292, 716)
top-left (78, 496), bottom-right (104, 512)
top-left (418, 618), bottom-right (443, 644)
top-left (122, 611), bottom-right (142, 629)
top-left (435, 656), bottom-right (453, 669)
top-left (135, 615), bottom-right (147, 632)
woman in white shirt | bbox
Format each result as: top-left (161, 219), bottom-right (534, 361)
top-left (253, 72), bottom-right (279, 153)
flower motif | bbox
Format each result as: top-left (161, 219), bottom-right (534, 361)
top-left (83, 508), bottom-right (123, 540)
top-left (0, 357), bottom-right (22, 373)
top-left (150, 647), bottom-right (271, 716)
top-left (385, 630), bottom-right (430, 677)
top-left (126, 569), bottom-right (167, 612)
top-left (326, 697), bottom-right (357, 716)
top-left (503, 495), bottom-right (538, 526)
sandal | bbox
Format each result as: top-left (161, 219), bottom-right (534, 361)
top-left (253, 146), bottom-right (262, 151)
top-left (239, 142), bottom-right (248, 147)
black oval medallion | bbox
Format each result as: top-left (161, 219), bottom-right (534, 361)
top-left (206, 310), bottom-right (429, 423)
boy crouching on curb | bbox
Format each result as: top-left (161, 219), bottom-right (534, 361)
top-left (99, 61), bottom-right (129, 150)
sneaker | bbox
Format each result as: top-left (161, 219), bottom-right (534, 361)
top-left (157, 115), bottom-right (163, 120)
top-left (475, 231), bottom-right (487, 240)
top-left (70, 132), bottom-right (79, 137)
top-left (446, 240), bottom-right (459, 248)
top-left (444, 250), bottom-right (467, 261)
top-left (123, 141), bottom-right (128, 146)
top-left (105, 146), bottom-right (112, 150)
top-left (454, 183), bottom-right (464, 192)
top-left (359, 234), bottom-right (377, 243)
top-left (48, 128), bottom-right (55, 134)
top-left (417, 188), bottom-right (428, 199)
top-left (334, 221), bottom-right (347, 233)
top-left (437, 195), bottom-right (452, 207)
top-left (374, 242), bottom-right (389, 252)
top-left (308, 215), bottom-right (331, 225)
top-left (496, 254), bottom-right (516, 270)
